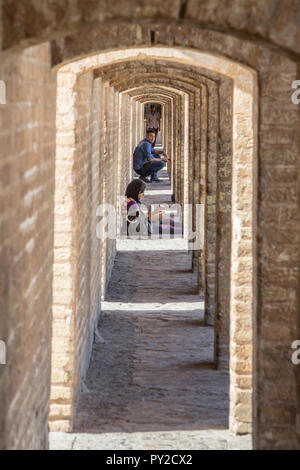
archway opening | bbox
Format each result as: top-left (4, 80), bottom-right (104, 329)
top-left (50, 46), bottom-right (257, 440)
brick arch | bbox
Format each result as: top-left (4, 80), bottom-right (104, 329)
top-left (98, 62), bottom-right (230, 325)
top-left (96, 70), bottom-right (251, 434)
top-left (49, 23), bottom-right (298, 451)
top-left (103, 70), bottom-right (223, 331)
top-left (129, 95), bottom-right (173, 166)
top-left (111, 74), bottom-right (229, 376)
top-left (118, 84), bottom-right (190, 240)
top-left (115, 89), bottom-right (174, 238)
top-left (119, 80), bottom-right (213, 317)
top-left (1, 17), bottom-right (299, 449)
top-left (2, 3), bottom-right (300, 56)
top-left (52, 46), bottom-right (257, 437)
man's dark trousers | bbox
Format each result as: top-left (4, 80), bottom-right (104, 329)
top-left (135, 160), bottom-right (165, 180)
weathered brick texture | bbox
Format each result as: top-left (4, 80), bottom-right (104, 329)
top-left (0, 1), bottom-right (300, 450)
top-left (50, 68), bottom-right (122, 431)
top-left (0, 43), bottom-right (56, 449)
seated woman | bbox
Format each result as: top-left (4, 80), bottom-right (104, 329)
top-left (122, 179), bottom-right (175, 238)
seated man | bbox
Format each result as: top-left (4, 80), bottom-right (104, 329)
top-left (133, 129), bottom-right (169, 183)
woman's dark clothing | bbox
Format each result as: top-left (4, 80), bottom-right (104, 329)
top-left (121, 197), bottom-right (174, 237)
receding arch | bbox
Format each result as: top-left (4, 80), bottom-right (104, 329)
top-left (51, 46), bottom-right (258, 436)
top-left (101, 63), bottom-right (226, 330)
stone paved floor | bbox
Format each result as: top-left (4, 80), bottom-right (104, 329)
top-left (50, 430), bottom-right (252, 450)
top-left (50, 171), bottom-right (252, 450)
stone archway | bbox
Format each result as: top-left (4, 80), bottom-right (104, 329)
top-left (51, 46), bottom-right (257, 436)
top-left (1, 13), bottom-right (299, 449)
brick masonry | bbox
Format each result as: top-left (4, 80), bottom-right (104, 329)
top-left (0, 3), bottom-right (299, 450)
top-left (0, 43), bottom-right (56, 449)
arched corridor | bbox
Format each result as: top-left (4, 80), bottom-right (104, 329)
top-left (50, 45), bottom-right (257, 440)
top-left (0, 1), bottom-right (300, 451)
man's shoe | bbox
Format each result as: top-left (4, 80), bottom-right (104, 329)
top-left (151, 178), bottom-right (163, 183)
top-left (139, 175), bottom-right (151, 183)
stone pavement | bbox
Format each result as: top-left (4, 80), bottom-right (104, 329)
top-left (50, 430), bottom-right (252, 450)
top-left (50, 171), bottom-right (252, 450)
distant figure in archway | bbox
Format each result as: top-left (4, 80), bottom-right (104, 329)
top-left (133, 129), bottom-right (169, 183)
top-left (145, 104), bottom-right (160, 147)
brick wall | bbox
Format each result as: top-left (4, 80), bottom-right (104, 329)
top-left (50, 67), bottom-right (124, 431)
top-left (100, 84), bottom-right (118, 295)
top-left (254, 51), bottom-right (300, 449)
top-left (96, 61), bottom-right (233, 371)
top-left (0, 43), bottom-right (56, 449)
top-left (74, 70), bottom-right (98, 401)
top-left (2, 1), bottom-right (300, 56)
top-left (0, 5), bottom-right (300, 449)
